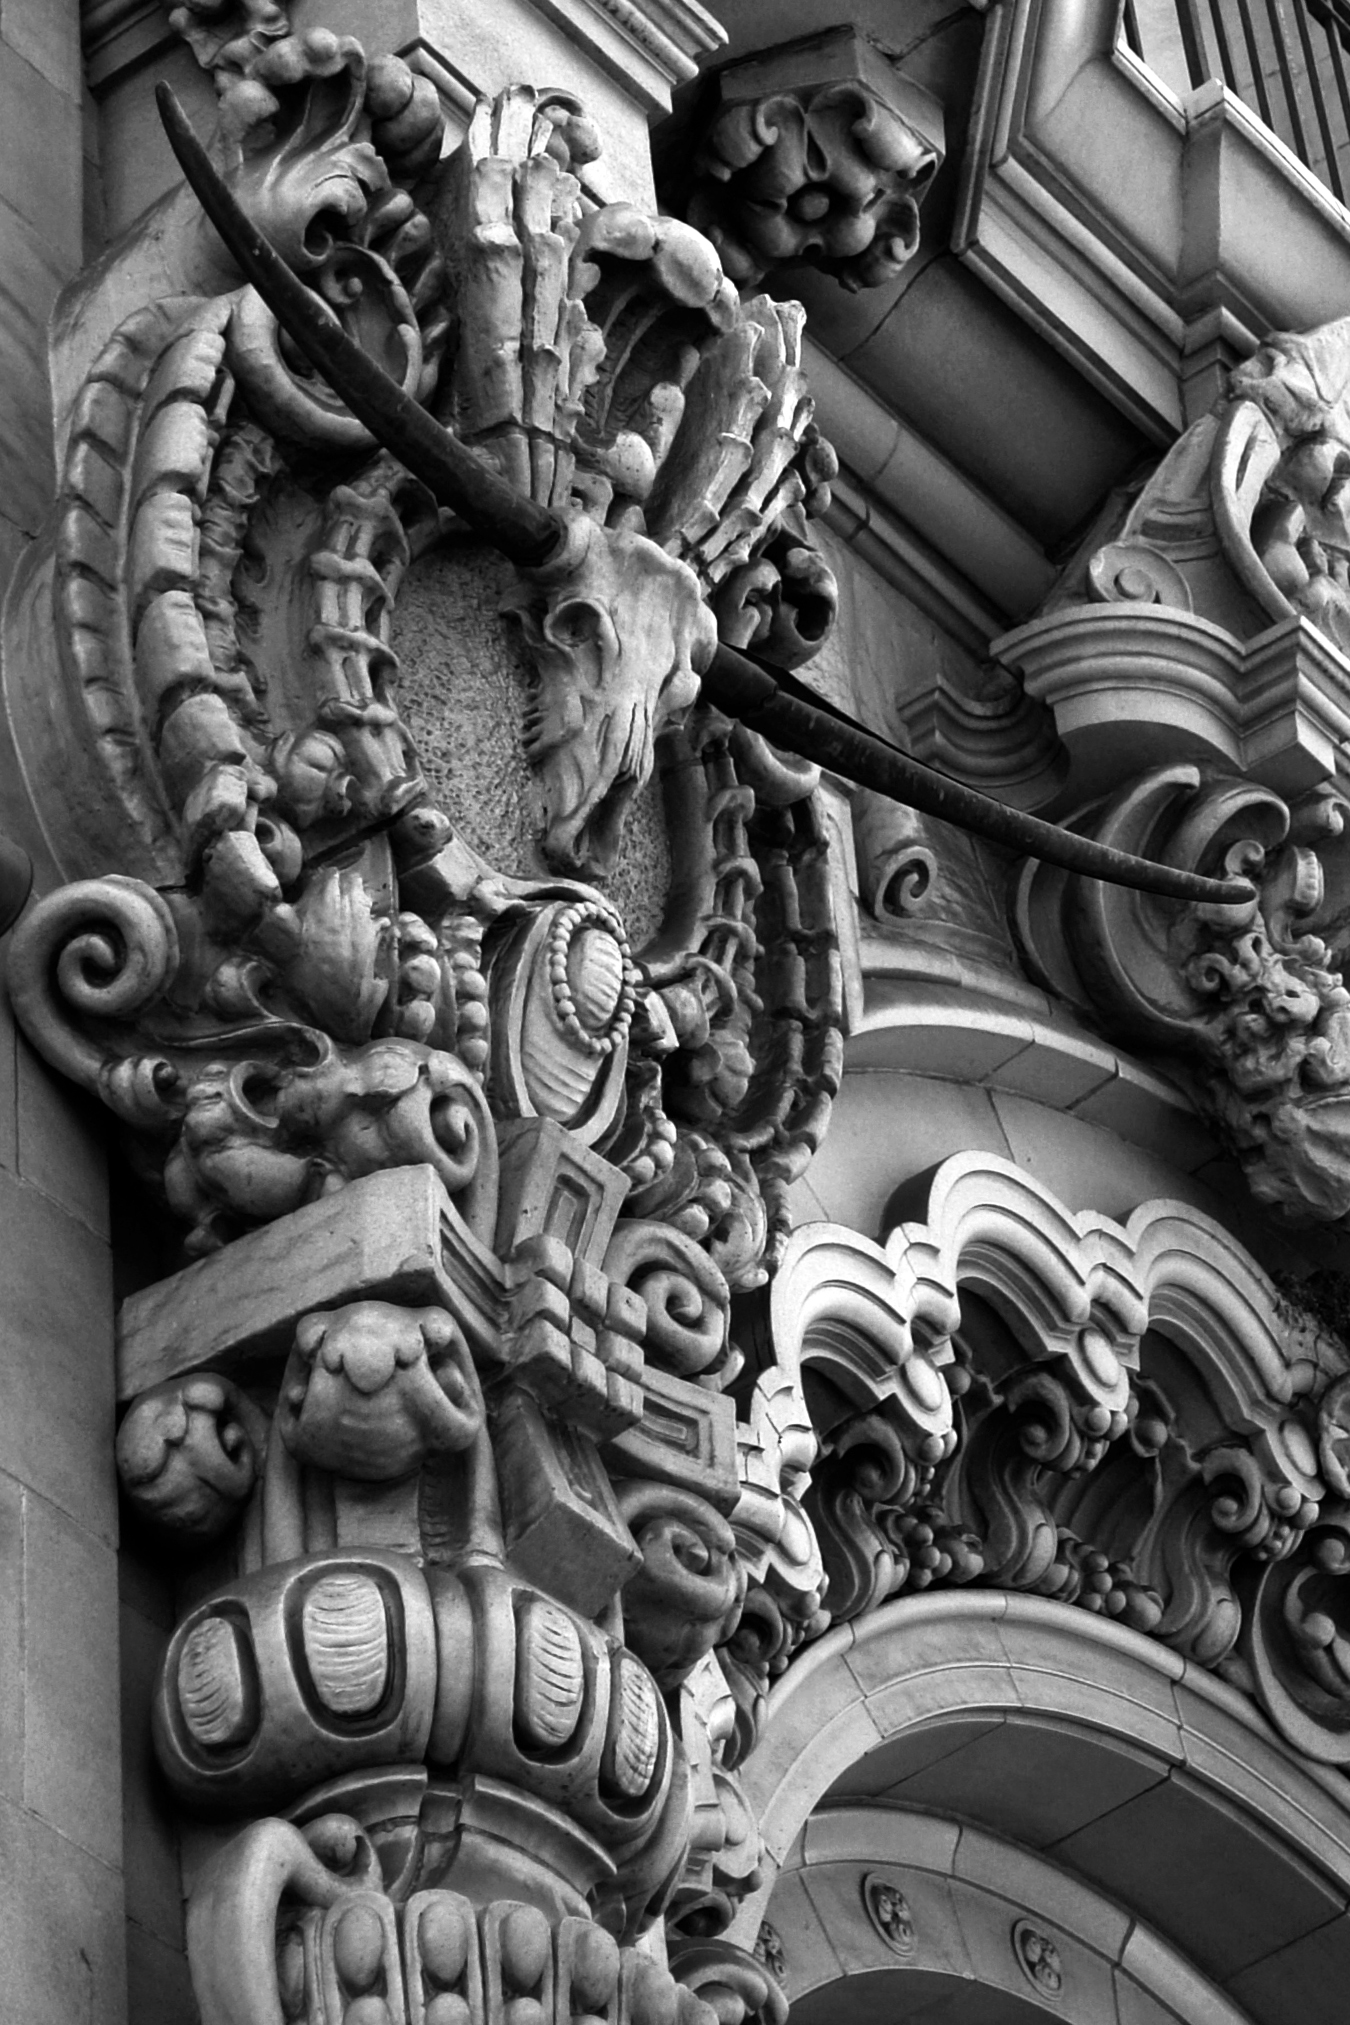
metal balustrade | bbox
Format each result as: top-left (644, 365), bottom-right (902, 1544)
top-left (1124, 0), bottom-right (1350, 200)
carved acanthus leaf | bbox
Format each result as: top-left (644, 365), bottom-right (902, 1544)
top-left (1016, 763), bottom-right (1350, 1228)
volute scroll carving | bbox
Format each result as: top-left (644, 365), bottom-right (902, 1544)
top-left (1015, 763), bottom-right (1350, 1232)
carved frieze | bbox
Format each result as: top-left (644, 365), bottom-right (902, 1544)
top-left (783, 1155), bottom-right (1350, 1763)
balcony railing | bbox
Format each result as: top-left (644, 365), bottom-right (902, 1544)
top-left (1124, 0), bottom-right (1350, 200)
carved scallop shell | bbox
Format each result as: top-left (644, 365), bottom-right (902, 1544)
top-left (301, 1572), bottom-right (390, 1716)
top-left (177, 1614), bottom-right (258, 1749)
top-left (514, 1598), bottom-right (585, 1750)
top-left (566, 927), bottom-right (626, 1033)
top-left (603, 1652), bottom-right (661, 1799)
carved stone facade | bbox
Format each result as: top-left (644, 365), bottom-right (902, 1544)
top-left (8, 6), bottom-right (1350, 2025)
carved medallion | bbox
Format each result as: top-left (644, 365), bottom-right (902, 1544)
top-left (863, 1873), bottom-right (917, 1957)
top-left (1011, 1921), bottom-right (1064, 1998)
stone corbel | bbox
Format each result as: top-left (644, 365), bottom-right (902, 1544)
top-left (656, 26), bottom-right (944, 294)
top-left (995, 316), bottom-right (1350, 812)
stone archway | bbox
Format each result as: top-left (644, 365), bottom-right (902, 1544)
top-left (733, 1592), bottom-right (1350, 2025)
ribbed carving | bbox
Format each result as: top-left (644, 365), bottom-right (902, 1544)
top-left (177, 1614), bottom-right (258, 1749)
top-left (301, 1573), bottom-right (391, 1716)
top-left (603, 1653), bottom-right (661, 1799)
top-left (567, 928), bottom-right (626, 1034)
top-left (514, 1599), bottom-right (586, 1751)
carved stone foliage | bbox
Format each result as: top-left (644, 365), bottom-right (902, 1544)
top-left (657, 28), bottom-right (943, 294)
top-left (6, 15), bottom-right (842, 1284)
top-left (1015, 763), bottom-right (1350, 1230)
top-left (23, 12), bottom-right (1350, 2018)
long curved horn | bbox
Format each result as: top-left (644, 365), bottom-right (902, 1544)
top-left (156, 86), bottom-right (1255, 907)
top-left (156, 82), bottom-right (564, 570)
top-left (703, 649), bottom-right (1257, 906)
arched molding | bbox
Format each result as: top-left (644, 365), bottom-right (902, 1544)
top-left (883, 1151), bottom-right (1327, 1411)
top-left (770, 1222), bottom-right (958, 1444)
top-left (759, 1153), bottom-right (1348, 1762)
top-left (768, 1148), bottom-right (1330, 1490)
top-left (735, 1591), bottom-right (1350, 1894)
top-left (875, 1152), bottom-right (1330, 1502)
top-left (770, 1804), bottom-right (1249, 2025)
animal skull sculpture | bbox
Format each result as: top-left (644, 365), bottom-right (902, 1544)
top-left (507, 516), bottom-right (717, 872)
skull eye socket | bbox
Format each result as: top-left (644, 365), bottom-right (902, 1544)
top-left (543, 598), bottom-right (619, 686)
top-left (546, 598), bottom-right (605, 647)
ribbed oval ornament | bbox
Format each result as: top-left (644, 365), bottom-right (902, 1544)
top-left (567, 928), bottom-right (625, 1033)
top-left (178, 1614), bottom-right (258, 1749)
top-left (301, 1572), bottom-right (390, 1716)
top-left (603, 1653), bottom-right (661, 1799)
top-left (514, 1599), bottom-right (585, 1750)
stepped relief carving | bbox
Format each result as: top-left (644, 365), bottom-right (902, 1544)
top-left (994, 316), bottom-right (1350, 805)
top-left (0, 9), bottom-right (873, 2022)
top-left (656, 26), bottom-right (943, 294)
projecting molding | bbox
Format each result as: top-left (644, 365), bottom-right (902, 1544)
top-left (956, 0), bottom-right (1350, 436)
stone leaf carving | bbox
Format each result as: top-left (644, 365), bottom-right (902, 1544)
top-left (1016, 763), bottom-right (1350, 1228)
top-left (660, 27), bottom-right (943, 293)
top-left (7, 24), bottom-right (842, 1292)
top-left (117, 1372), bottom-right (267, 1539)
top-left (677, 1152), bottom-right (1348, 1765)
top-left (277, 1301), bottom-right (483, 1479)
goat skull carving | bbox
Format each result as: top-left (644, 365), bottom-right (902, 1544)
top-left (507, 515), bottom-right (716, 871)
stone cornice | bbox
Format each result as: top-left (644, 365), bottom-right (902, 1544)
top-left (81, 0), bottom-right (724, 95)
top-left (956, 0), bottom-right (1350, 437)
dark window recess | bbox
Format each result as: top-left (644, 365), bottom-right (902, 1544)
top-left (1124, 0), bottom-right (1350, 202)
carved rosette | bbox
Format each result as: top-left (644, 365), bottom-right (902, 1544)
top-left (658, 27), bottom-right (943, 294)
